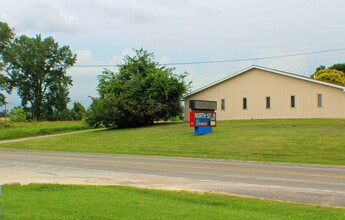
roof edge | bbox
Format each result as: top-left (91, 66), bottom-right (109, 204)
top-left (183, 65), bottom-right (345, 98)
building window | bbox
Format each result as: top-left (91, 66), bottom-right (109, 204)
top-left (243, 98), bottom-right (247, 110)
top-left (221, 99), bottom-right (225, 110)
top-left (266, 96), bottom-right (271, 109)
top-left (317, 94), bottom-right (322, 108)
top-left (291, 95), bottom-right (296, 108)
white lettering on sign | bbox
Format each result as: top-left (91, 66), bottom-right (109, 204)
top-left (191, 111), bottom-right (216, 128)
top-left (195, 113), bottom-right (212, 119)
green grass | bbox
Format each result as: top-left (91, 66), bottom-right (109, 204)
top-left (0, 119), bottom-right (344, 165)
top-left (0, 121), bottom-right (90, 140)
top-left (1, 184), bottom-right (344, 219)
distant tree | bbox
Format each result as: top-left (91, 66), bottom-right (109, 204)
top-left (0, 21), bottom-right (15, 106)
top-left (59, 109), bottom-right (74, 121)
top-left (312, 69), bottom-right (345, 86)
top-left (0, 109), bottom-right (8, 118)
top-left (311, 63), bottom-right (345, 86)
top-left (86, 97), bottom-right (106, 128)
top-left (9, 106), bottom-right (29, 122)
top-left (52, 102), bottom-right (87, 121)
top-left (329, 63), bottom-right (345, 73)
top-left (314, 65), bottom-right (326, 73)
top-left (5, 34), bottom-right (76, 121)
top-left (71, 102), bottom-right (86, 120)
top-left (86, 49), bottom-right (190, 128)
top-left (42, 77), bottom-right (73, 121)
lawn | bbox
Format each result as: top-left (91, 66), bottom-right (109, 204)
top-left (0, 121), bottom-right (90, 140)
top-left (1, 184), bottom-right (344, 219)
top-left (0, 119), bottom-right (344, 165)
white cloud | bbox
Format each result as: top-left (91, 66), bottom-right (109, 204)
top-left (1, 0), bottom-right (78, 33)
top-left (158, 56), bottom-right (170, 64)
top-left (75, 50), bottom-right (101, 65)
top-left (2, 0), bottom-right (345, 108)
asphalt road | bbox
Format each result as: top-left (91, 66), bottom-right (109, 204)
top-left (0, 149), bottom-right (344, 207)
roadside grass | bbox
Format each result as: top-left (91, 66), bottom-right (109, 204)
top-left (1, 184), bottom-right (344, 220)
top-left (0, 121), bottom-right (89, 140)
top-left (0, 119), bottom-right (344, 165)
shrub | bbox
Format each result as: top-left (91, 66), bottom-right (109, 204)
top-left (9, 106), bottom-right (29, 122)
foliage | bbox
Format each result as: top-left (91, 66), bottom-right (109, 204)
top-left (71, 101), bottom-right (86, 120)
top-left (9, 106), bottom-right (29, 122)
top-left (0, 109), bottom-right (8, 117)
top-left (312, 63), bottom-right (345, 86)
top-left (85, 97), bottom-right (106, 128)
top-left (312, 68), bottom-right (345, 86)
top-left (3, 184), bottom-right (345, 220)
top-left (36, 102), bottom-right (87, 121)
top-left (329, 63), bottom-right (345, 73)
top-left (87, 49), bottom-right (190, 128)
top-left (2, 119), bottom-right (345, 165)
top-left (5, 34), bottom-right (77, 121)
top-left (314, 65), bottom-right (325, 73)
top-left (0, 117), bottom-right (12, 128)
top-left (0, 21), bottom-right (15, 106)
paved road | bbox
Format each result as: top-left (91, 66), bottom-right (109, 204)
top-left (0, 149), bottom-right (344, 207)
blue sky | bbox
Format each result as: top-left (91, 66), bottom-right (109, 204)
top-left (1, 0), bottom-right (345, 109)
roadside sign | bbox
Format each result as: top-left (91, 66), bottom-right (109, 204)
top-left (189, 100), bottom-right (217, 135)
top-left (190, 111), bottom-right (216, 127)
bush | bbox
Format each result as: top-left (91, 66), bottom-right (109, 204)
top-left (9, 106), bottom-right (29, 122)
top-left (0, 117), bottom-right (12, 128)
top-left (87, 49), bottom-right (190, 128)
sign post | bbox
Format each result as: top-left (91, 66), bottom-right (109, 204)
top-left (189, 100), bottom-right (217, 135)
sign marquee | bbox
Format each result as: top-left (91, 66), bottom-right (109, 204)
top-left (189, 100), bottom-right (217, 111)
top-left (190, 111), bottom-right (216, 127)
top-left (189, 100), bottom-right (217, 135)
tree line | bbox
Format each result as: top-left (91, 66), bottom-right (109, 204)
top-left (0, 21), bottom-right (79, 121)
top-left (1, 22), bottom-right (190, 126)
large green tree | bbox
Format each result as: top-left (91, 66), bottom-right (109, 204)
top-left (5, 34), bottom-right (76, 120)
top-left (87, 49), bottom-right (190, 128)
top-left (0, 21), bottom-right (15, 106)
top-left (312, 63), bottom-right (345, 86)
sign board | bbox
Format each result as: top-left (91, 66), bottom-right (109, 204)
top-left (189, 100), bottom-right (217, 111)
top-left (190, 111), bottom-right (216, 127)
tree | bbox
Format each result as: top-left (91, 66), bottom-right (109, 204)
top-left (86, 97), bottom-right (106, 127)
top-left (86, 49), bottom-right (190, 128)
top-left (0, 21), bottom-right (15, 106)
top-left (9, 106), bottom-right (29, 122)
top-left (312, 69), bottom-right (345, 86)
top-left (5, 34), bottom-right (76, 121)
top-left (70, 102), bottom-right (86, 120)
top-left (329, 63), bottom-right (345, 73)
top-left (311, 63), bottom-right (345, 86)
top-left (314, 65), bottom-right (326, 73)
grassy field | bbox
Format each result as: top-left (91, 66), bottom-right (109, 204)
top-left (0, 119), bottom-right (344, 165)
top-left (0, 121), bottom-right (90, 140)
top-left (1, 184), bottom-right (344, 219)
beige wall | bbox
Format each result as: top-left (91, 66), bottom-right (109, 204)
top-left (184, 69), bottom-right (345, 121)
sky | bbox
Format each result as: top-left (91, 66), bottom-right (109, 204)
top-left (1, 0), bottom-right (345, 110)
